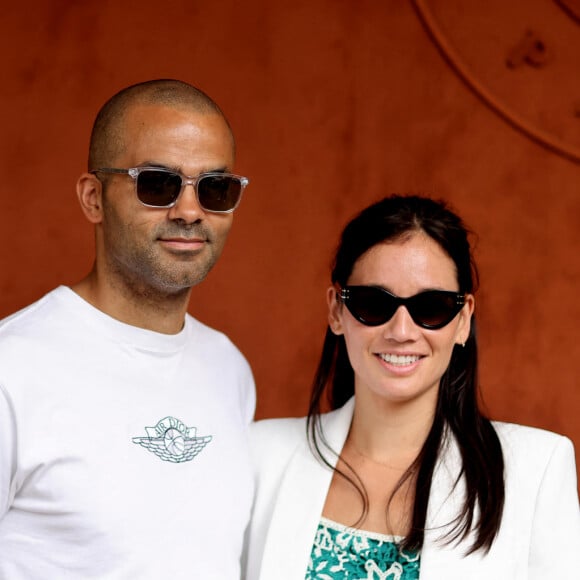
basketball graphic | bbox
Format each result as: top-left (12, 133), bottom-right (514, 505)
top-left (132, 416), bottom-right (212, 463)
top-left (164, 428), bottom-right (186, 455)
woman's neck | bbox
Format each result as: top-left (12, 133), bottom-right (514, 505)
top-left (346, 387), bottom-right (437, 465)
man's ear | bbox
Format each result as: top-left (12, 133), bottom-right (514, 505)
top-left (76, 173), bottom-right (104, 224)
top-left (326, 286), bottom-right (344, 335)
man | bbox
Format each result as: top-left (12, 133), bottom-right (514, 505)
top-left (0, 80), bottom-right (255, 578)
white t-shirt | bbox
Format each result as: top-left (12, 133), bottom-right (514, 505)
top-left (0, 286), bottom-right (256, 579)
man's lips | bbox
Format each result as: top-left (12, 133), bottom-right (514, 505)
top-left (158, 237), bottom-right (207, 251)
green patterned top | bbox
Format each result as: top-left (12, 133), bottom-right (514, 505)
top-left (306, 517), bottom-right (420, 579)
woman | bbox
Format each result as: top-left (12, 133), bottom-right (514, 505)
top-left (245, 195), bottom-right (580, 579)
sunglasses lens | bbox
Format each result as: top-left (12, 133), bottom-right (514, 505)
top-left (136, 170), bottom-right (182, 207)
top-left (342, 286), bottom-right (463, 329)
top-left (345, 287), bottom-right (397, 326)
top-left (409, 291), bottom-right (460, 329)
top-left (197, 175), bottom-right (243, 212)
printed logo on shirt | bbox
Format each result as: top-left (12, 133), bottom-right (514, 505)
top-left (132, 416), bottom-right (212, 463)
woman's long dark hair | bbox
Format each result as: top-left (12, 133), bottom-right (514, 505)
top-left (307, 195), bottom-right (504, 554)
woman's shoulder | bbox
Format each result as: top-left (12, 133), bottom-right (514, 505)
top-left (492, 420), bottom-right (576, 473)
top-left (493, 420), bottom-right (573, 447)
top-left (250, 401), bottom-right (354, 456)
top-left (248, 402), bottom-right (353, 480)
top-left (250, 415), bottom-right (307, 450)
top-left (247, 415), bottom-right (309, 486)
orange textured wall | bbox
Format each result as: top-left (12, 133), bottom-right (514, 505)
top-left (1, 1), bottom-right (579, 480)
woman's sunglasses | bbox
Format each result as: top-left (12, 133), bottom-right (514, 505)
top-left (338, 285), bottom-right (466, 330)
top-left (91, 167), bottom-right (249, 213)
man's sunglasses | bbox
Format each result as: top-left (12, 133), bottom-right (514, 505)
top-left (90, 167), bottom-right (249, 213)
top-left (338, 285), bottom-right (466, 330)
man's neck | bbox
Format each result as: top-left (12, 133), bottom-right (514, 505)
top-left (71, 271), bottom-right (191, 334)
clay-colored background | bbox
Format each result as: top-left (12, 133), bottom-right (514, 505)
top-left (1, 1), bottom-right (579, 479)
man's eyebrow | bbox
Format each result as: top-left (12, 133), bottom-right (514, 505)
top-left (135, 162), bottom-right (229, 174)
top-left (135, 161), bottom-right (172, 170)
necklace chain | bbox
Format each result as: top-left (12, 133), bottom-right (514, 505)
top-left (347, 441), bottom-right (416, 471)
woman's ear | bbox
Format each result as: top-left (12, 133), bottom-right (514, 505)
top-left (76, 173), bottom-right (104, 224)
top-left (456, 293), bottom-right (475, 345)
top-left (327, 286), bottom-right (344, 335)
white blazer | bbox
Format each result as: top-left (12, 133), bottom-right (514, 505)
top-left (244, 398), bottom-right (580, 579)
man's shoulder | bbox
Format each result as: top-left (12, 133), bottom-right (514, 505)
top-left (0, 287), bottom-right (63, 338)
top-left (185, 313), bottom-right (228, 340)
top-left (184, 313), bottom-right (248, 358)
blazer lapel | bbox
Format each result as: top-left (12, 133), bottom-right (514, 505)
top-left (258, 399), bottom-right (355, 580)
top-left (420, 432), bottom-right (486, 579)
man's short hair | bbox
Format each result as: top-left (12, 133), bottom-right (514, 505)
top-left (88, 79), bottom-right (232, 170)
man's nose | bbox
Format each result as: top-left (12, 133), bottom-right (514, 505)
top-left (167, 182), bottom-right (205, 222)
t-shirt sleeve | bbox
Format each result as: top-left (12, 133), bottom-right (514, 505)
top-left (0, 384), bottom-right (16, 521)
top-left (240, 360), bottom-right (256, 425)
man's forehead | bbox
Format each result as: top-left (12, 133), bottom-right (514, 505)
top-left (121, 103), bottom-right (231, 140)
top-left (113, 104), bottom-right (234, 165)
